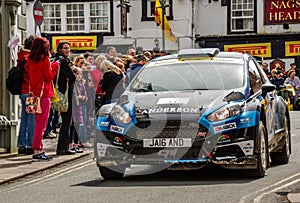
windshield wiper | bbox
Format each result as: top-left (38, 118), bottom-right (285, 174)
top-left (134, 88), bottom-right (152, 92)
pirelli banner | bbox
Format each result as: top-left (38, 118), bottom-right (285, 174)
top-left (224, 43), bottom-right (272, 58)
top-left (52, 36), bottom-right (98, 51)
top-left (285, 41), bottom-right (300, 56)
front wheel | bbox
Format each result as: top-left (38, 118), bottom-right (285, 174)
top-left (247, 121), bottom-right (268, 178)
top-left (99, 165), bottom-right (126, 180)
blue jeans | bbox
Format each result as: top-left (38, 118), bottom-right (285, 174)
top-left (78, 105), bottom-right (87, 143)
top-left (18, 94), bottom-right (35, 148)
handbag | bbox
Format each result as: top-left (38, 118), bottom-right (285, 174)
top-left (51, 65), bottom-right (69, 112)
top-left (25, 83), bottom-right (44, 114)
top-left (50, 82), bottom-right (60, 103)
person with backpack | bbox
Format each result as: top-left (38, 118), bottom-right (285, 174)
top-left (17, 35), bottom-right (36, 155)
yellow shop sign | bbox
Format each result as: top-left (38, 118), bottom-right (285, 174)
top-left (285, 41), bottom-right (300, 56)
top-left (224, 43), bottom-right (272, 58)
top-left (52, 36), bottom-right (97, 51)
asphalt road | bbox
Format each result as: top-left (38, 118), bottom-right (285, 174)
top-left (0, 112), bottom-right (300, 203)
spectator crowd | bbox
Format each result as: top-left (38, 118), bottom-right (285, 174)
top-left (264, 62), bottom-right (300, 110)
top-left (15, 35), bottom-right (167, 161)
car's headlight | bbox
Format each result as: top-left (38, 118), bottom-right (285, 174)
top-left (207, 104), bottom-right (242, 122)
top-left (98, 103), bottom-right (115, 116)
top-left (110, 105), bottom-right (132, 124)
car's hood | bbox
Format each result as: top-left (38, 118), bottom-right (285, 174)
top-left (134, 90), bottom-right (224, 108)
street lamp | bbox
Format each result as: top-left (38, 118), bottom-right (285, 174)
top-left (154, 38), bottom-right (159, 47)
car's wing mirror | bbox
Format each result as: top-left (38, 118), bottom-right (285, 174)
top-left (261, 83), bottom-right (276, 96)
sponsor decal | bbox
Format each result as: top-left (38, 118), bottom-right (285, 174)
top-left (157, 98), bottom-right (190, 105)
top-left (286, 41), bottom-right (300, 56)
top-left (110, 125), bottom-right (125, 134)
top-left (224, 43), bottom-right (271, 58)
top-left (240, 118), bottom-right (252, 124)
top-left (140, 107), bottom-right (200, 114)
top-left (100, 121), bottom-right (110, 127)
top-left (215, 156), bottom-right (236, 161)
top-left (52, 36), bottom-right (97, 51)
top-left (113, 136), bottom-right (123, 146)
top-left (218, 134), bottom-right (231, 142)
top-left (214, 122), bottom-right (237, 133)
top-left (97, 143), bottom-right (108, 157)
top-left (242, 142), bottom-right (254, 155)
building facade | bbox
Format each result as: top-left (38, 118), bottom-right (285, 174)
top-left (25, 0), bottom-right (194, 54)
top-left (195, 0), bottom-right (300, 68)
top-left (0, 0), bottom-right (26, 153)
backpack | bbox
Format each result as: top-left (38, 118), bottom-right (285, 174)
top-left (6, 59), bottom-right (26, 95)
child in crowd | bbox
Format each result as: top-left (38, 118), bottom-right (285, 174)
top-left (71, 67), bottom-right (87, 152)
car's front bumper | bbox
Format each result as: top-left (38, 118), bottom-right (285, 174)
top-left (95, 129), bottom-right (258, 170)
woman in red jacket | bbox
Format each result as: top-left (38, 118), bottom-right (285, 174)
top-left (26, 37), bottom-right (58, 161)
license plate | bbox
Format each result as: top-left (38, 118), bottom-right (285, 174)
top-left (143, 138), bottom-right (192, 148)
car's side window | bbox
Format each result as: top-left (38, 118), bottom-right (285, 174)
top-left (248, 59), bottom-right (263, 93)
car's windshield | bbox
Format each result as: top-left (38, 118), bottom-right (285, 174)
top-left (129, 61), bottom-right (244, 92)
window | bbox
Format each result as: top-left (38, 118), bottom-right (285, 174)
top-left (66, 3), bottom-right (85, 31)
top-left (229, 0), bottom-right (256, 34)
top-left (142, 0), bottom-right (173, 21)
top-left (44, 4), bottom-right (61, 32)
top-left (43, 1), bottom-right (110, 33)
top-left (90, 2), bottom-right (109, 31)
top-left (130, 61), bottom-right (244, 92)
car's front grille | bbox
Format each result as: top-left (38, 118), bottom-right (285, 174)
top-left (126, 120), bottom-right (208, 140)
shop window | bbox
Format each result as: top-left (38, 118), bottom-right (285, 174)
top-left (43, 1), bottom-right (110, 33)
top-left (229, 0), bottom-right (256, 34)
top-left (141, 0), bottom-right (173, 21)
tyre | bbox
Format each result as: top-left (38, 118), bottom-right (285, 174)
top-left (247, 121), bottom-right (268, 178)
top-left (270, 115), bottom-right (290, 164)
top-left (99, 165), bottom-right (125, 180)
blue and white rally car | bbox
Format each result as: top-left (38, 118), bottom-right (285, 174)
top-left (95, 48), bottom-right (291, 179)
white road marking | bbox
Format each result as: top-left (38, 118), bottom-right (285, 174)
top-left (239, 172), bottom-right (300, 203)
top-left (254, 178), bottom-right (300, 203)
top-left (2, 159), bottom-right (94, 192)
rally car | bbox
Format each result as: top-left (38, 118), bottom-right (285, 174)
top-left (95, 48), bottom-right (291, 179)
